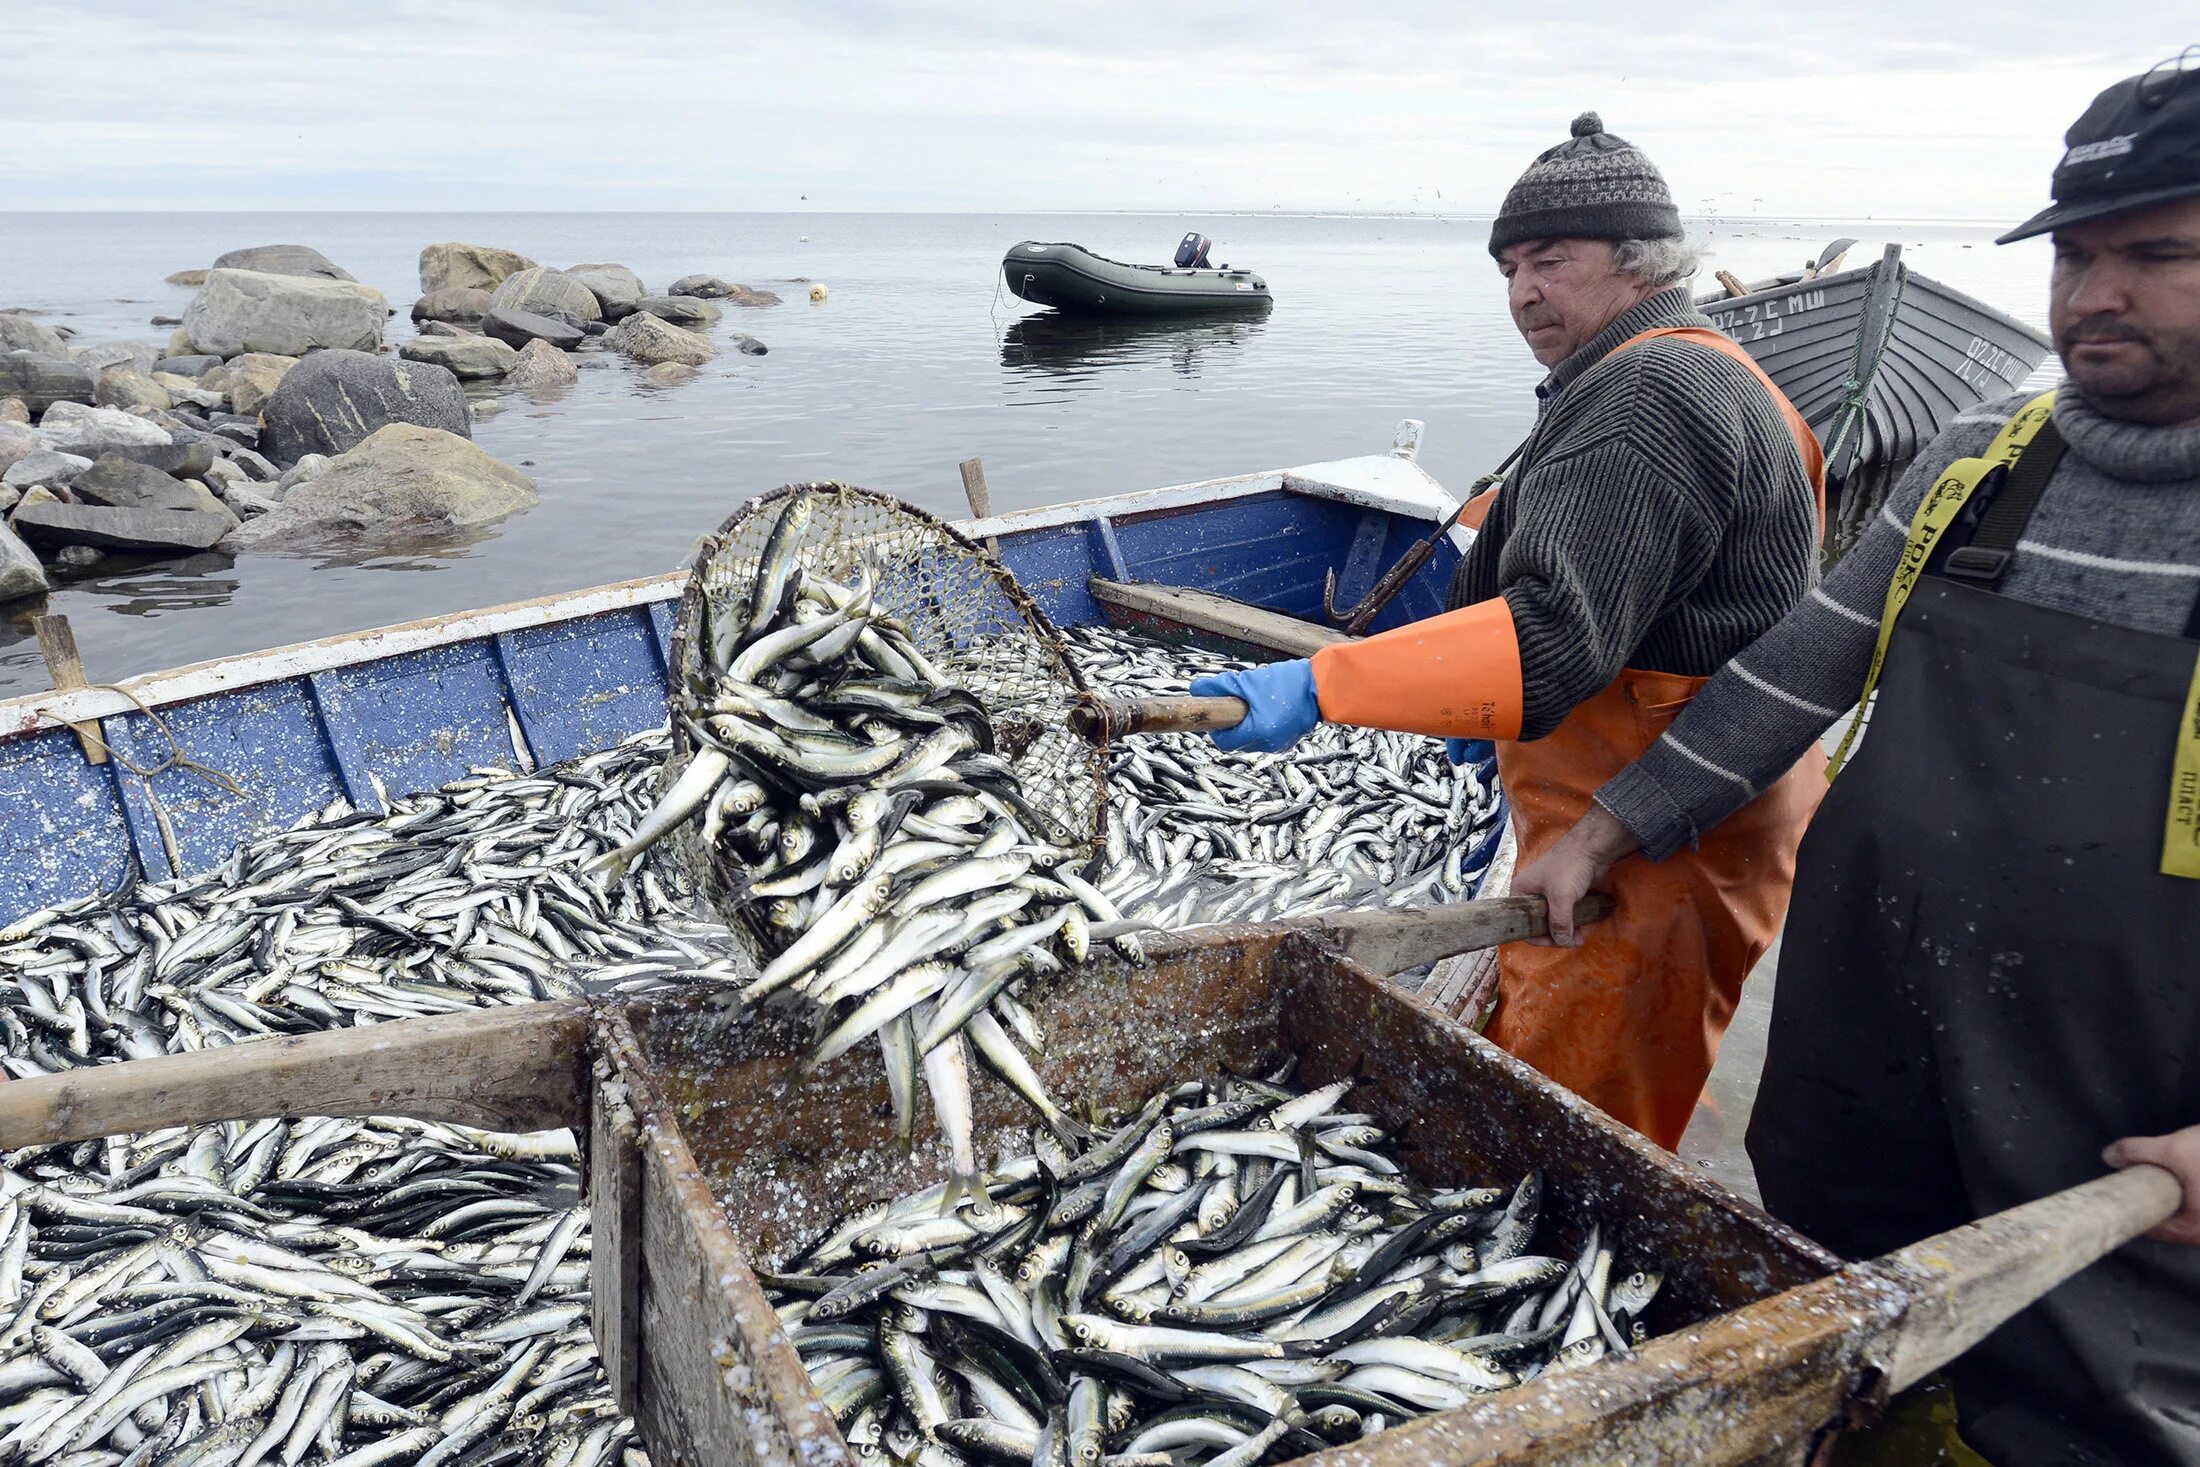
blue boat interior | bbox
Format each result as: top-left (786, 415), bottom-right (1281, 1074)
top-left (0, 487), bottom-right (1464, 927)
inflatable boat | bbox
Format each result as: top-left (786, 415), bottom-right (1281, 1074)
top-left (1002, 240), bottom-right (1272, 316)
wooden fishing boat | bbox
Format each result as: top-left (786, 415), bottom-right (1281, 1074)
top-left (0, 432), bottom-right (1472, 930)
top-left (0, 898), bottom-right (2173, 1466)
top-left (1699, 243), bottom-right (2053, 479)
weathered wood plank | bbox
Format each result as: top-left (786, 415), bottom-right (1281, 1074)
top-left (0, 1000), bottom-right (591, 1147)
top-left (1298, 893), bottom-right (1612, 976)
top-left (1087, 576), bottom-right (1351, 656)
top-left (588, 1062), bottom-right (645, 1416)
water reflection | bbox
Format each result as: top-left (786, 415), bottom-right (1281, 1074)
top-left (999, 310), bottom-right (1269, 380)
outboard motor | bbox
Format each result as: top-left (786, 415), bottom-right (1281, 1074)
top-left (1173, 233), bottom-right (1213, 269)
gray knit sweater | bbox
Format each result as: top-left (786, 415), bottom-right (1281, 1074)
top-left (1599, 388), bottom-right (2200, 860)
top-left (1448, 286), bottom-right (1820, 738)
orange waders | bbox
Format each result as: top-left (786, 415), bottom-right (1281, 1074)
top-left (1313, 326), bottom-right (1829, 1149)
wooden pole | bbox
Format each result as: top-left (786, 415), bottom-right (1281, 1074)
top-left (959, 457), bottom-right (1000, 556)
top-left (31, 613), bottom-right (107, 765)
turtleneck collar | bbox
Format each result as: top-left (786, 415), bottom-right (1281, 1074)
top-left (2054, 388), bottom-right (2200, 485)
top-left (1537, 285), bottom-right (1706, 402)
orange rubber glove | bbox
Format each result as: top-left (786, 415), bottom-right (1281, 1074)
top-left (1310, 596), bottom-right (1524, 741)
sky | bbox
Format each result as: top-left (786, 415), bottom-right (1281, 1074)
top-left (4, 2), bottom-right (2183, 220)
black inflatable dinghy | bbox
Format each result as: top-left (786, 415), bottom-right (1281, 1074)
top-left (1002, 239), bottom-right (1271, 316)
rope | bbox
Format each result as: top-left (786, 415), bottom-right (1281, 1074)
top-left (1818, 256), bottom-right (1907, 480)
top-left (44, 684), bottom-right (247, 876)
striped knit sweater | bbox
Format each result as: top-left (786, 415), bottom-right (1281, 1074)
top-left (1598, 387), bottom-right (2200, 860)
top-left (1447, 286), bottom-right (1820, 739)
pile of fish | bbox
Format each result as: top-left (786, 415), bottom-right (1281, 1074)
top-left (1066, 628), bottom-right (1506, 929)
top-left (610, 490), bottom-right (1132, 1206)
top-left (765, 1067), bottom-right (1661, 1467)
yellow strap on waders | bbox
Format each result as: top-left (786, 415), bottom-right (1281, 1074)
top-left (2165, 653), bottom-right (2200, 880)
top-left (1826, 392), bottom-right (2058, 778)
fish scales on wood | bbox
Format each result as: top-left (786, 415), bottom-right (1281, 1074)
top-left (764, 1067), bottom-right (1666, 1467)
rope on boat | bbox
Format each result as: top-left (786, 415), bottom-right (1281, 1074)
top-left (47, 684), bottom-right (246, 874)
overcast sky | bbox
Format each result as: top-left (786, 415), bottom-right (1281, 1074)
top-left (5, 3), bottom-right (2181, 220)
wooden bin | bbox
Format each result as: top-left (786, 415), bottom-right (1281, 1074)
top-left (588, 923), bottom-right (1865, 1467)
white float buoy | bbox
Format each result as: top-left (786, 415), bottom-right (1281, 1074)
top-left (809, 283), bottom-right (829, 303)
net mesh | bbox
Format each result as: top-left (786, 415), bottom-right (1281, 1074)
top-left (668, 482), bottom-right (1105, 934)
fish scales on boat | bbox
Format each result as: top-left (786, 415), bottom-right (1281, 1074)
top-left (767, 1066), bottom-right (1665, 1466)
top-left (1058, 627), bottom-right (1505, 933)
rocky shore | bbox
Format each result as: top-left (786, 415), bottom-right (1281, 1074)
top-left (0, 241), bottom-right (788, 604)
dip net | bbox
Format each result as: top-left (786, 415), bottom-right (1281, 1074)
top-left (667, 482), bottom-right (1106, 933)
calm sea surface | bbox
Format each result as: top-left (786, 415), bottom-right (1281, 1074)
top-left (0, 212), bottom-right (2054, 696)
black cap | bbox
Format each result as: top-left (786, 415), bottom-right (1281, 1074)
top-left (1999, 48), bottom-right (2200, 243)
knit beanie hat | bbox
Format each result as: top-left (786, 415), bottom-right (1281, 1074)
top-left (1487, 112), bottom-right (1684, 257)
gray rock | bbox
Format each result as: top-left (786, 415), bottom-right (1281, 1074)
top-left (226, 424), bottom-right (537, 549)
top-left (261, 350), bottom-right (470, 464)
top-left (418, 243), bottom-right (537, 295)
top-left (166, 269), bottom-right (209, 287)
top-left (566, 264), bottom-right (646, 320)
top-left (180, 270), bottom-right (388, 359)
top-left (608, 312), bottom-right (716, 367)
top-left (0, 314), bottom-right (68, 356)
top-left (731, 333), bottom-right (769, 356)
top-left (154, 355), bottom-right (222, 378)
top-left (0, 352), bottom-right (96, 414)
top-left (0, 399), bottom-right (26, 424)
top-left (668, 274), bottom-right (732, 298)
top-left (417, 321), bottom-right (472, 338)
top-left (229, 448), bottom-right (279, 481)
top-left (53, 545), bottom-right (103, 571)
top-left (150, 315), bottom-right (183, 327)
top-left (71, 454), bottom-right (205, 513)
top-left (643, 362), bottom-right (699, 388)
top-left (469, 397), bottom-right (503, 418)
top-left (581, 319), bottom-right (610, 336)
top-left (0, 487), bottom-right (16, 515)
top-left (209, 419), bottom-right (259, 448)
top-left (487, 267), bottom-right (601, 325)
top-left (151, 374), bottom-right (225, 410)
top-left (12, 501), bottom-right (233, 555)
top-left (633, 295), bottom-right (722, 327)
top-left (411, 286), bottom-right (493, 323)
top-left (93, 370), bottom-right (173, 412)
top-left (398, 334), bottom-right (517, 380)
top-left (209, 244), bottom-right (355, 281)
top-left (73, 341), bottom-right (161, 378)
top-left (0, 521), bottom-right (48, 601)
top-left (202, 457), bottom-right (246, 492)
top-left (479, 308), bottom-right (584, 351)
top-left (95, 439), bottom-right (217, 478)
top-left (223, 482), bottom-right (281, 517)
top-left (179, 480), bottom-right (241, 527)
top-left (277, 454), bottom-right (331, 492)
top-left (0, 422), bottom-right (39, 475)
top-left (39, 402), bottom-right (173, 454)
top-left (505, 338), bottom-right (579, 391)
top-left (3, 449), bottom-right (91, 490)
top-left (724, 284), bottom-right (783, 307)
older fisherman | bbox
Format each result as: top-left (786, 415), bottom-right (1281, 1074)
top-left (1189, 113), bottom-right (1826, 1149)
top-left (1517, 55), bottom-right (2200, 1464)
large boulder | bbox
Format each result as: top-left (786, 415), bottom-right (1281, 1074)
top-left (13, 501), bottom-right (232, 555)
top-left (411, 286), bottom-right (492, 324)
top-left (487, 267), bottom-right (601, 324)
top-left (0, 521), bottom-right (45, 602)
top-left (261, 350), bottom-right (469, 464)
top-left (0, 399), bottom-right (26, 424)
top-left (398, 334), bottom-right (517, 380)
top-left (154, 354), bottom-right (222, 378)
top-left (166, 269), bottom-right (209, 287)
top-left (73, 341), bottom-right (161, 377)
top-left (226, 424), bottom-right (537, 549)
top-left (210, 244), bottom-right (354, 282)
top-left (0, 422), bottom-right (39, 475)
top-left (419, 243), bottom-right (536, 295)
top-left (93, 370), bottom-right (172, 412)
top-left (0, 314), bottom-right (68, 356)
top-left (505, 338), bottom-right (578, 390)
top-left (39, 402), bottom-right (173, 455)
top-left (608, 312), bottom-right (715, 367)
top-left (479, 307), bottom-right (583, 350)
top-left (0, 352), bottom-right (95, 414)
top-left (668, 274), bottom-right (731, 298)
top-left (566, 264), bottom-right (646, 320)
top-left (70, 454), bottom-right (205, 513)
top-left (2, 449), bottom-right (90, 490)
top-left (202, 352), bottom-right (297, 415)
top-left (632, 295), bottom-right (721, 327)
top-left (180, 270), bottom-right (388, 359)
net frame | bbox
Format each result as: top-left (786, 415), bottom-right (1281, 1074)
top-left (667, 482), bottom-right (1108, 935)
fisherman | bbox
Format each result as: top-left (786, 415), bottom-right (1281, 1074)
top-left (1189, 113), bottom-right (1826, 1150)
top-left (1515, 54), bottom-right (2200, 1464)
